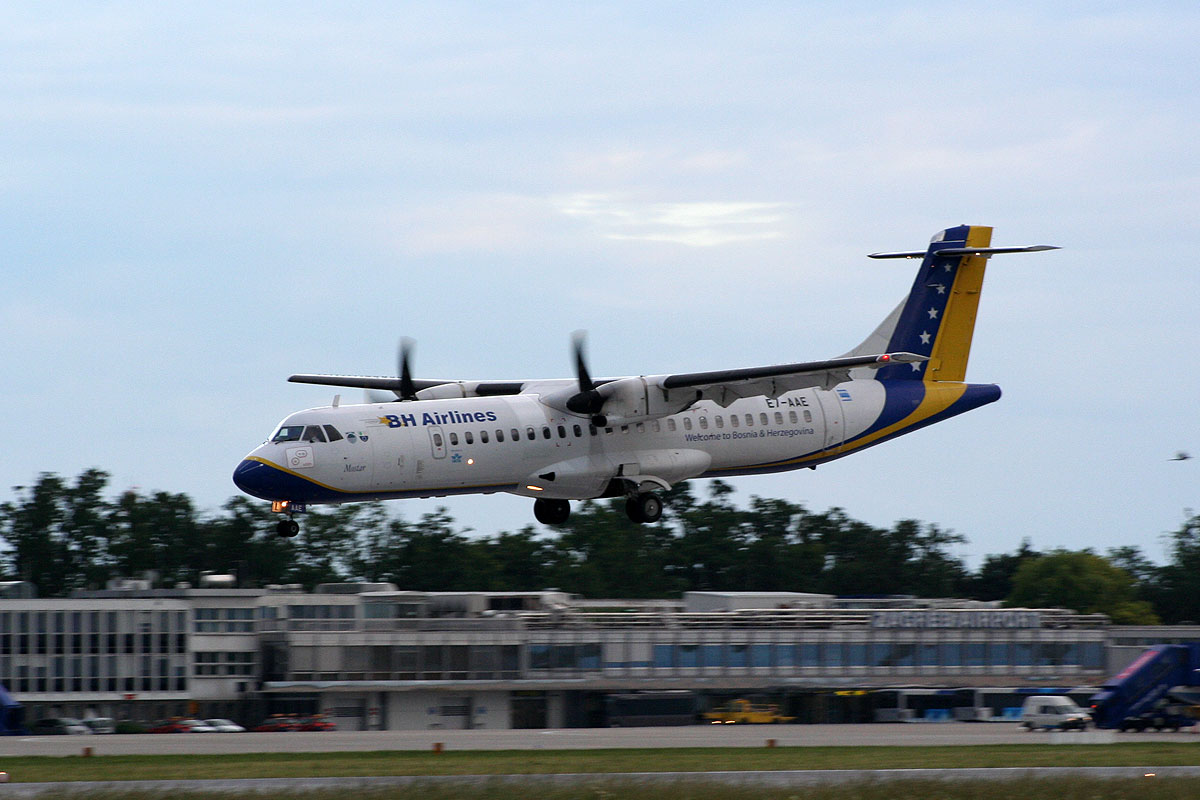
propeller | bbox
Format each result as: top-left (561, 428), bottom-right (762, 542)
top-left (566, 330), bottom-right (607, 426)
top-left (397, 337), bottom-right (418, 401)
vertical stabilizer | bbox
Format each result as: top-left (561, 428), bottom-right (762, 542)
top-left (862, 224), bottom-right (993, 382)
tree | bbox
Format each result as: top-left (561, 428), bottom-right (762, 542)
top-left (0, 469), bottom-right (114, 594)
top-left (968, 539), bottom-right (1040, 601)
top-left (1005, 549), bottom-right (1160, 624)
top-left (1152, 514), bottom-right (1200, 623)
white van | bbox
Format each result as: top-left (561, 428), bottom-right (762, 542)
top-left (1020, 696), bottom-right (1091, 730)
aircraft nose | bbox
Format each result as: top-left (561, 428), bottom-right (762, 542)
top-left (232, 458), bottom-right (278, 501)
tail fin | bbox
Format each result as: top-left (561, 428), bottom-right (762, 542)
top-left (848, 225), bottom-right (1056, 382)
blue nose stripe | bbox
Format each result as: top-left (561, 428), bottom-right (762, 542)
top-left (232, 459), bottom-right (283, 501)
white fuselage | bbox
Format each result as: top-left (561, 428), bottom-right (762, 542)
top-left (236, 380), bottom-right (891, 505)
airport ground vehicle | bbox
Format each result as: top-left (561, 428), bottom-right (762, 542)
top-left (0, 684), bottom-right (25, 735)
top-left (1019, 696), bottom-right (1091, 730)
top-left (1089, 644), bottom-right (1200, 731)
top-left (702, 698), bottom-right (795, 724)
top-left (605, 691), bottom-right (698, 727)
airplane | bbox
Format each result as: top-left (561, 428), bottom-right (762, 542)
top-left (234, 224), bottom-right (1058, 537)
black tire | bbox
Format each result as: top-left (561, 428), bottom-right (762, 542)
top-left (533, 498), bottom-right (570, 525)
top-left (276, 519), bottom-right (299, 538)
top-left (628, 492), bottom-right (663, 524)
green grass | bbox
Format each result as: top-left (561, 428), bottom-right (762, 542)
top-left (2, 742), bottom-right (1200, 784)
top-left (32, 777), bottom-right (1200, 800)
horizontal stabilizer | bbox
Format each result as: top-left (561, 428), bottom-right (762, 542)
top-left (869, 244), bottom-right (1059, 259)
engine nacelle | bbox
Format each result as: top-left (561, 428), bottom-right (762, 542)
top-left (595, 377), bottom-right (698, 425)
top-left (415, 383), bottom-right (467, 400)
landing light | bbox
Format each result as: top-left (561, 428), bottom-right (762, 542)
top-left (466, 458), bottom-right (474, 466)
top-left (526, 485), bottom-right (544, 492)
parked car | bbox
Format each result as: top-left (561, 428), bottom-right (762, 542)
top-left (295, 715), bottom-right (336, 732)
top-left (82, 717), bottom-right (116, 734)
top-left (31, 718), bottom-right (91, 735)
top-left (204, 718), bottom-right (245, 732)
top-left (252, 715), bottom-right (301, 732)
top-left (148, 718), bottom-right (216, 733)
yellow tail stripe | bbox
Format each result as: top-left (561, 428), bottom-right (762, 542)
top-left (928, 225), bottom-right (992, 382)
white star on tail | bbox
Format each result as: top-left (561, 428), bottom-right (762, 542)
top-left (919, 331), bottom-right (932, 345)
top-left (928, 307), bottom-right (939, 319)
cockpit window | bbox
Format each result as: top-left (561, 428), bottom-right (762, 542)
top-left (272, 425), bottom-right (305, 443)
top-left (322, 425), bottom-right (343, 442)
top-left (302, 425), bottom-right (327, 443)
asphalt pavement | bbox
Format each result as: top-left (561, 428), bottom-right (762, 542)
top-left (1, 723), bottom-right (1195, 757)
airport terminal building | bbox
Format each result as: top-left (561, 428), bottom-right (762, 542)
top-left (0, 581), bottom-right (1189, 729)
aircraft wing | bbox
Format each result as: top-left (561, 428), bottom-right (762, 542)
top-left (660, 352), bottom-right (926, 406)
top-left (287, 374), bottom-right (530, 398)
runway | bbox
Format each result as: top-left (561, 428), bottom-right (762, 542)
top-left (1, 722), bottom-right (1194, 757)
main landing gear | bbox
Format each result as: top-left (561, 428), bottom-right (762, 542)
top-left (275, 518), bottom-right (300, 538)
top-left (533, 498), bottom-right (571, 525)
top-left (532, 492), bottom-right (664, 526)
top-left (625, 492), bottom-right (663, 524)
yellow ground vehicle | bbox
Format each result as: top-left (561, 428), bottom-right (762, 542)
top-left (702, 698), bottom-right (794, 724)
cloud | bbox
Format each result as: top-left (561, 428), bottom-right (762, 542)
top-left (556, 193), bottom-right (788, 247)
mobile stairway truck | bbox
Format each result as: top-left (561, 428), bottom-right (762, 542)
top-left (1089, 644), bottom-right (1200, 731)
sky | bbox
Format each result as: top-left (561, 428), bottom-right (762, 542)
top-left (3, 2), bottom-right (1197, 568)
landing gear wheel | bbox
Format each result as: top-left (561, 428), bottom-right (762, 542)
top-left (533, 498), bottom-right (571, 525)
top-left (626, 492), bottom-right (663, 524)
top-left (276, 519), bottom-right (300, 538)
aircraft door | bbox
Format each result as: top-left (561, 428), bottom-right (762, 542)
top-left (373, 424), bottom-right (413, 490)
top-left (429, 426), bottom-right (447, 459)
top-left (816, 389), bottom-right (845, 453)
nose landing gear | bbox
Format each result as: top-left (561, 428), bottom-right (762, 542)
top-left (270, 501), bottom-right (303, 537)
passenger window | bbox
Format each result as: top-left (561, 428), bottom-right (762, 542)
top-left (589, 424), bottom-right (598, 436)
top-left (511, 428), bottom-right (519, 441)
top-left (760, 413), bottom-right (768, 425)
top-left (788, 411), bottom-right (797, 424)
top-left (636, 422), bottom-right (645, 433)
top-left (526, 427), bottom-right (535, 441)
top-left (804, 410), bottom-right (813, 423)
top-left (449, 432), bottom-right (459, 446)
top-left (557, 425), bottom-right (566, 439)
top-left (480, 430), bottom-right (489, 444)
top-left (432, 433), bottom-right (443, 447)
top-left (715, 416), bottom-right (724, 429)
top-left (731, 415), bottom-right (739, 428)
top-left (323, 425), bottom-right (343, 441)
top-left (652, 420), bottom-right (661, 432)
top-left (683, 418), bottom-right (693, 431)
top-left (573, 424), bottom-right (582, 437)
top-left (302, 425), bottom-right (327, 443)
top-left (604, 427), bottom-right (613, 434)
top-left (465, 431), bottom-right (474, 444)
top-left (542, 426), bottom-right (552, 439)
top-left (667, 419), bottom-right (676, 432)
top-left (774, 412), bottom-right (783, 425)
top-left (745, 414), bottom-right (754, 426)
top-left (496, 429), bottom-right (505, 443)
top-left (621, 425), bottom-right (629, 434)
top-left (699, 417), bottom-right (708, 430)
top-left (272, 425), bottom-right (304, 442)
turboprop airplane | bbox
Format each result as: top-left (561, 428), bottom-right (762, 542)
top-left (234, 225), bottom-right (1057, 537)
